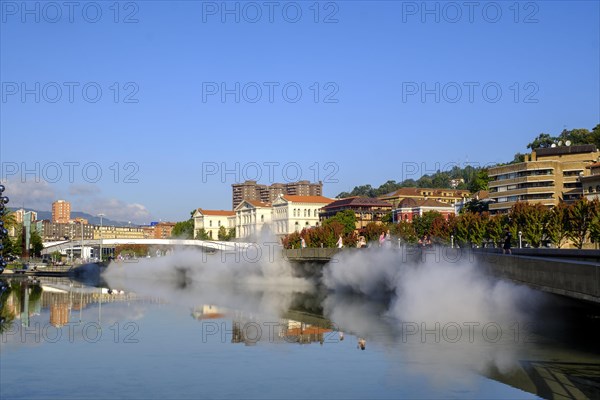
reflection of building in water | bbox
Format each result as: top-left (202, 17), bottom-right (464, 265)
top-left (191, 305), bottom-right (226, 320)
top-left (283, 320), bottom-right (332, 345)
top-left (229, 315), bottom-right (332, 346)
top-left (50, 301), bottom-right (69, 327)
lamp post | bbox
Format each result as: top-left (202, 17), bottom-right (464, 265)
top-left (518, 231), bottom-right (522, 249)
top-left (80, 221), bottom-right (84, 262)
top-left (451, 235), bottom-right (454, 249)
top-left (69, 222), bottom-right (74, 264)
top-left (98, 213), bottom-right (105, 262)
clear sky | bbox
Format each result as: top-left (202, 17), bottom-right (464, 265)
top-left (1, 0), bottom-right (599, 224)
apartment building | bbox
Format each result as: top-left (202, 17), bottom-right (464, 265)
top-left (52, 200), bottom-right (71, 223)
top-left (488, 144), bottom-right (600, 213)
top-left (232, 180), bottom-right (322, 209)
top-left (581, 162), bottom-right (600, 201)
top-left (36, 220), bottom-right (95, 241)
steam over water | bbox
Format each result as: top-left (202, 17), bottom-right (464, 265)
top-left (103, 243), bottom-right (542, 382)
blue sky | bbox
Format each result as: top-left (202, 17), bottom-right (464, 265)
top-left (1, 0), bottom-right (599, 223)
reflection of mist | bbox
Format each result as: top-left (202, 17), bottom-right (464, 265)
top-left (322, 246), bottom-right (543, 386)
top-left (323, 292), bottom-right (398, 347)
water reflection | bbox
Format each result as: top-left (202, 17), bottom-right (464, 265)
top-left (1, 265), bottom-right (599, 399)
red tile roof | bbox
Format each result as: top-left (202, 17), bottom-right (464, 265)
top-left (281, 195), bottom-right (334, 204)
top-left (323, 196), bottom-right (393, 209)
top-left (197, 209), bottom-right (235, 216)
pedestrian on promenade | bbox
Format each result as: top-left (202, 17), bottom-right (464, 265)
top-left (503, 228), bottom-right (512, 255)
top-left (301, 237), bottom-right (306, 248)
top-left (336, 234), bottom-right (343, 248)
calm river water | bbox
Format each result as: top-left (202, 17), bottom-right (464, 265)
top-left (1, 253), bottom-right (599, 399)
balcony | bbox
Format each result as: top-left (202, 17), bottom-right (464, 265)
top-left (489, 175), bottom-right (555, 188)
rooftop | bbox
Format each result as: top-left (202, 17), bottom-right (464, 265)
top-left (281, 195), bottom-right (334, 204)
top-left (196, 209), bottom-right (236, 216)
top-left (535, 144), bottom-right (598, 157)
top-left (323, 196), bottom-right (392, 209)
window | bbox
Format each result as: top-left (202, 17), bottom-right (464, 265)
top-left (261, 215), bottom-right (264, 223)
top-left (209, 221), bottom-right (212, 227)
top-left (304, 209), bottom-right (307, 217)
top-left (218, 221), bottom-right (221, 227)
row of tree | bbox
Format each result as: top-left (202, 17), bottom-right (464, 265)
top-left (283, 198), bottom-right (600, 249)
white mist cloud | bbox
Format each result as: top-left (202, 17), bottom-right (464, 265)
top-left (322, 246), bottom-right (543, 386)
top-left (103, 246), bottom-right (313, 318)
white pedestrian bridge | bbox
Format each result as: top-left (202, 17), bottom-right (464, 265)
top-left (41, 238), bottom-right (254, 255)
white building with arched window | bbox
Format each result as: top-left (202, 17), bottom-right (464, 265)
top-left (271, 194), bottom-right (334, 236)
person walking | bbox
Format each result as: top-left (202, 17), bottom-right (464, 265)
top-left (503, 228), bottom-right (512, 255)
top-left (336, 234), bottom-right (343, 248)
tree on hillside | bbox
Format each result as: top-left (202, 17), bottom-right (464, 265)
top-left (527, 133), bottom-right (556, 149)
top-left (462, 199), bottom-right (489, 214)
top-left (468, 169), bottom-right (490, 192)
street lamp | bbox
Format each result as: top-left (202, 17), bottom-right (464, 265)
top-left (518, 231), bottom-right (522, 249)
top-left (97, 213), bottom-right (105, 262)
top-left (79, 221), bottom-right (84, 263)
top-left (69, 222), bottom-right (74, 264)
